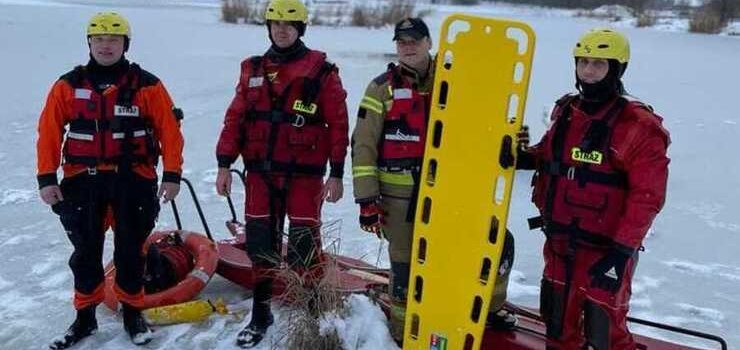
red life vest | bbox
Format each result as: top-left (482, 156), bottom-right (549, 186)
top-left (378, 64), bottom-right (430, 171)
top-left (240, 51), bottom-right (335, 175)
top-left (62, 64), bottom-right (158, 168)
top-left (532, 95), bottom-right (637, 245)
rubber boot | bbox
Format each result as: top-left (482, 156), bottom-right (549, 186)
top-left (236, 279), bottom-right (274, 348)
top-left (49, 305), bottom-right (98, 350)
top-left (122, 303), bottom-right (154, 346)
top-left (389, 262), bottom-right (410, 345)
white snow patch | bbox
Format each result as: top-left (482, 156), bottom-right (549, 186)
top-left (507, 270), bottom-right (540, 299)
top-left (664, 260), bottom-right (714, 274)
top-left (330, 294), bottom-right (398, 350)
top-left (0, 275), bottom-right (13, 290)
top-left (652, 17), bottom-right (690, 32)
top-left (723, 21), bottom-right (740, 36)
top-left (664, 260), bottom-right (740, 283)
top-left (718, 272), bottom-right (740, 282)
top-left (632, 276), bottom-right (663, 295)
top-left (629, 311), bottom-right (712, 349)
top-left (19, 221), bottom-right (53, 232)
top-left (590, 5), bottom-right (635, 20)
top-left (0, 290), bottom-right (44, 317)
top-left (31, 260), bottom-right (56, 275)
top-left (0, 189), bottom-right (35, 206)
top-left (201, 168), bottom-right (218, 184)
top-left (676, 0), bottom-right (707, 6)
top-left (39, 271), bottom-right (70, 289)
top-left (676, 303), bottom-right (725, 326)
top-left (630, 297), bottom-right (652, 308)
top-left (674, 202), bottom-right (740, 233)
top-left (142, 323), bottom-right (191, 349)
top-left (1, 234), bottom-right (35, 247)
top-left (708, 221), bottom-right (740, 232)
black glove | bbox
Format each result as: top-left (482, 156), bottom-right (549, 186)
top-left (588, 249), bottom-right (632, 292)
top-left (516, 125), bottom-right (530, 151)
top-left (515, 125), bottom-right (538, 170)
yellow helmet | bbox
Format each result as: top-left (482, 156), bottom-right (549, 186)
top-left (265, 0), bottom-right (308, 23)
top-left (87, 12), bottom-right (131, 39)
top-left (573, 28), bottom-right (629, 64)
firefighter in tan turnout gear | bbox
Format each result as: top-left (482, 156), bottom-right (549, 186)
top-left (351, 17), bottom-right (517, 342)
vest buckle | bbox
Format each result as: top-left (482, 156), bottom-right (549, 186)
top-left (566, 166), bottom-right (575, 181)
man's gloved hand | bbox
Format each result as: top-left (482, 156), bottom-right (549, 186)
top-left (588, 248), bottom-right (632, 292)
top-left (359, 201), bottom-right (383, 238)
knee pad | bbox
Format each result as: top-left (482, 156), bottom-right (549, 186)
top-left (245, 219), bottom-right (278, 268)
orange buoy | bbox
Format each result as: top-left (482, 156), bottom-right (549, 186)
top-left (103, 230), bottom-right (218, 311)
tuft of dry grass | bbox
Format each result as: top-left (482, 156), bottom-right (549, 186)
top-left (221, 0), bottom-right (266, 24)
top-left (272, 262), bottom-right (346, 350)
top-left (222, 0), bottom-right (422, 29)
top-left (689, 9), bottom-right (727, 33)
top-left (273, 221), bottom-right (348, 350)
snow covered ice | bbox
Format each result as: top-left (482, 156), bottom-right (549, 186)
top-left (1, 0), bottom-right (738, 349)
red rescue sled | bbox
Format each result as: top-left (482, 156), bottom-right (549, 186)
top-left (215, 170), bottom-right (728, 350)
top-left (217, 222), bottom-right (726, 350)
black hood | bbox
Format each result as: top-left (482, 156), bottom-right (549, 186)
top-left (265, 39), bottom-right (308, 64)
top-left (86, 55), bottom-right (129, 91)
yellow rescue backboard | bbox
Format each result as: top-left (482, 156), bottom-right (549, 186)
top-left (403, 14), bottom-right (536, 350)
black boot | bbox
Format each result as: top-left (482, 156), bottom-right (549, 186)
top-left (486, 308), bottom-right (518, 330)
top-left (49, 305), bottom-right (98, 350)
top-left (236, 280), bottom-right (274, 348)
top-left (122, 303), bottom-right (153, 345)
